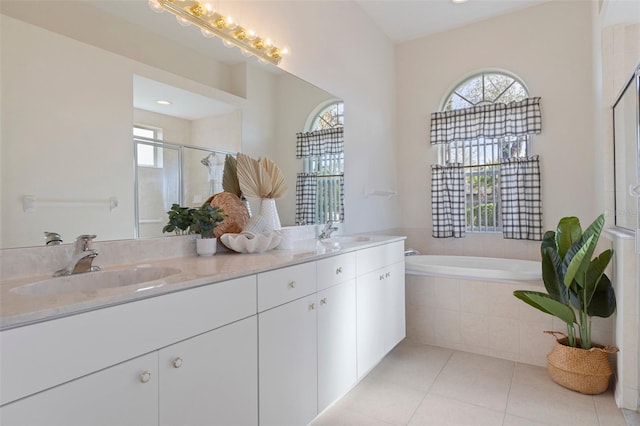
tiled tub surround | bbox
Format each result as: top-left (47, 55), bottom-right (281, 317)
top-left (405, 273), bottom-right (615, 367)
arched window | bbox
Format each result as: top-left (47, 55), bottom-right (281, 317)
top-left (443, 72), bottom-right (528, 111)
top-left (296, 100), bottom-right (345, 225)
top-left (307, 100), bottom-right (344, 131)
top-left (439, 71), bottom-right (531, 233)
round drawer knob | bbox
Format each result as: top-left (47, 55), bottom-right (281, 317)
top-left (288, 281), bottom-right (296, 289)
top-left (336, 267), bottom-right (343, 274)
top-left (139, 371), bottom-right (152, 383)
top-left (320, 298), bottom-right (327, 305)
top-left (309, 303), bottom-right (315, 310)
top-left (173, 357), bottom-right (183, 368)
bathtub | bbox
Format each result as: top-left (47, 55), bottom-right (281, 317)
top-left (405, 255), bottom-right (541, 282)
top-left (404, 254), bottom-right (555, 366)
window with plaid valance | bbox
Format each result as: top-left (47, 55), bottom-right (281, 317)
top-left (295, 126), bottom-right (344, 225)
top-left (296, 127), bottom-right (344, 158)
top-left (430, 91), bottom-right (543, 240)
top-left (430, 97), bottom-right (541, 144)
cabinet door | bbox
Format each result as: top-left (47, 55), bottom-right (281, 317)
top-left (0, 352), bottom-right (158, 426)
top-left (259, 295), bottom-right (317, 426)
top-left (383, 261), bottom-right (406, 351)
top-left (356, 269), bottom-right (386, 378)
top-left (317, 279), bottom-right (357, 412)
top-left (159, 316), bottom-right (258, 426)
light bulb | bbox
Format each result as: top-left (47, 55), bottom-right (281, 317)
top-left (265, 38), bottom-right (273, 48)
top-left (176, 16), bottom-right (191, 27)
top-left (226, 16), bottom-right (238, 30)
top-left (148, 0), bottom-right (164, 13)
top-left (281, 47), bottom-right (289, 56)
top-left (203, 2), bottom-right (215, 15)
top-left (246, 29), bottom-right (257, 40)
top-left (201, 28), bottom-right (216, 38)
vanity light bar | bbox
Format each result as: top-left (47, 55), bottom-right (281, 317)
top-left (150, 0), bottom-right (288, 65)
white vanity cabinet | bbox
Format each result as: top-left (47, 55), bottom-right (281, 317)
top-left (356, 241), bottom-right (405, 378)
top-left (317, 278), bottom-right (357, 411)
top-left (0, 275), bottom-right (257, 426)
top-left (316, 252), bottom-right (357, 412)
top-left (0, 352), bottom-right (159, 426)
top-left (1, 237), bottom-right (406, 426)
top-left (158, 316), bottom-right (258, 426)
top-left (257, 262), bottom-right (318, 426)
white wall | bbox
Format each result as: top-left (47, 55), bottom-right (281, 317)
top-left (1, 15), bottom-right (135, 248)
top-left (395, 0), bottom-right (600, 259)
top-left (220, 1), bottom-right (398, 234)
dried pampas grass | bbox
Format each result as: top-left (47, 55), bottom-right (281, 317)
top-left (236, 153), bottom-right (288, 199)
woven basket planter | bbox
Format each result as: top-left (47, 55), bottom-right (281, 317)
top-left (545, 331), bottom-right (618, 395)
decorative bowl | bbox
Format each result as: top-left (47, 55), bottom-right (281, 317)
top-left (219, 231), bottom-right (282, 253)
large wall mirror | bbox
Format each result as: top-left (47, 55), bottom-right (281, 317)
top-left (1, 0), bottom-right (343, 249)
top-left (613, 64), bottom-right (640, 231)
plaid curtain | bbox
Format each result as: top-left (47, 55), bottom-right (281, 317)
top-left (500, 155), bottom-right (543, 240)
top-left (296, 173), bottom-right (317, 225)
top-left (337, 174), bottom-right (345, 222)
top-left (431, 164), bottom-right (466, 238)
top-left (430, 97), bottom-right (542, 144)
top-left (296, 128), bottom-right (344, 158)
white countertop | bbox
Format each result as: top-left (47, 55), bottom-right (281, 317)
top-left (0, 235), bottom-right (405, 330)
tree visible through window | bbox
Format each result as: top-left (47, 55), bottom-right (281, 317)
top-left (440, 72), bottom-right (530, 232)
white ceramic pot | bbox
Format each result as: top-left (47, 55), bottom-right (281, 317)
top-left (196, 237), bottom-right (217, 256)
top-left (259, 198), bottom-right (281, 232)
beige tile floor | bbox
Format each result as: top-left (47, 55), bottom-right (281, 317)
top-left (313, 339), bottom-right (629, 426)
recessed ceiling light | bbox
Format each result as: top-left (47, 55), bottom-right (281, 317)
top-left (452, 0), bottom-right (469, 3)
top-left (156, 100), bottom-right (172, 105)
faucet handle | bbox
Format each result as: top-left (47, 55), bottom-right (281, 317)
top-left (75, 234), bottom-right (97, 251)
top-left (44, 232), bottom-right (63, 246)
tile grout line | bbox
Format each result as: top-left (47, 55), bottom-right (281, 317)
top-left (501, 361), bottom-right (518, 426)
top-left (404, 348), bottom-right (456, 425)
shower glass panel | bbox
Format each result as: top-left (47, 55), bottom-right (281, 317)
top-left (613, 65), bottom-right (640, 230)
top-left (135, 140), bottom-right (181, 238)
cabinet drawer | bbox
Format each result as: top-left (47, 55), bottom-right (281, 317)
top-left (355, 241), bottom-right (404, 275)
top-left (317, 252), bottom-right (356, 291)
top-left (257, 262), bottom-right (317, 312)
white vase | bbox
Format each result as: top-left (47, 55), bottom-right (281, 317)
top-left (196, 237), bottom-right (217, 256)
top-left (259, 198), bottom-right (281, 232)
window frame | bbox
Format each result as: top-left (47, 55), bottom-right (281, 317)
top-left (302, 100), bottom-right (345, 224)
top-left (134, 124), bottom-right (164, 168)
top-left (438, 70), bottom-right (531, 233)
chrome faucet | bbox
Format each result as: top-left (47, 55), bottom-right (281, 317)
top-left (318, 220), bottom-right (338, 239)
top-left (54, 234), bottom-right (101, 277)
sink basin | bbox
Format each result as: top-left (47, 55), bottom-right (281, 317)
top-left (319, 235), bottom-right (372, 249)
top-left (11, 266), bottom-right (182, 296)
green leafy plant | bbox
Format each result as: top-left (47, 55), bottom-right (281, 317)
top-left (163, 204), bottom-right (194, 235)
top-left (513, 214), bottom-right (616, 349)
top-left (190, 204), bottom-right (225, 239)
top-left (162, 203), bottom-right (225, 238)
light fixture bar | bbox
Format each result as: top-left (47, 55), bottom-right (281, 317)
top-left (154, 0), bottom-right (287, 65)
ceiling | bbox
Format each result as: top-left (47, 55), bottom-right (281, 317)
top-left (355, 0), bottom-right (549, 43)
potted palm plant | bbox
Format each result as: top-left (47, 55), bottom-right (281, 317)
top-left (513, 213), bottom-right (618, 394)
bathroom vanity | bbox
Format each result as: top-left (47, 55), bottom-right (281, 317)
top-left (0, 236), bottom-right (405, 426)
